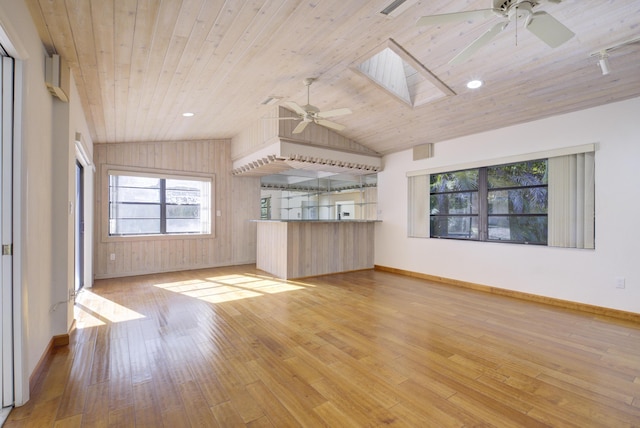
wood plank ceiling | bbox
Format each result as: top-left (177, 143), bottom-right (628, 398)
top-left (26, 0), bottom-right (640, 155)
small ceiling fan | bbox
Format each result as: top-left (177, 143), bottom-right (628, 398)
top-left (279, 78), bottom-right (352, 134)
top-left (417, 0), bottom-right (575, 64)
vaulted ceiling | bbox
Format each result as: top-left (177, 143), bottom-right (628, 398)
top-left (26, 0), bottom-right (640, 155)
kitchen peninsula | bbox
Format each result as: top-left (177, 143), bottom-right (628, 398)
top-left (255, 220), bottom-right (377, 279)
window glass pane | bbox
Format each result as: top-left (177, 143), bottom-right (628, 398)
top-left (167, 218), bottom-right (201, 233)
top-left (488, 188), bottom-right (547, 214)
top-left (430, 216), bottom-right (478, 239)
top-left (110, 219), bottom-right (161, 235)
top-left (114, 176), bottom-right (160, 188)
top-left (430, 192), bottom-right (478, 215)
top-left (487, 160), bottom-right (547, 188)
top-left (111, 187), bottom-right (160, 203)
top-left (166, 180), bottom-right (202, 205)
top-left (430, 169), bottom-right (479, 192)
top-left (166, 204), bottom-right (200, 219)
top-left (488, 216), bottom-right (547, 244)
top-left (166, 179), bottom-right (202, 189)
top-left (112, 203), bottom-right (160, 219)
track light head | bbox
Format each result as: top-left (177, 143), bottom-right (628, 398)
top-left (598, 52), bottom-right (610, 75)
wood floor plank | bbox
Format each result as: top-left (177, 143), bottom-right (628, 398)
top-left (132, 381), bottom-right (162, 427)
top-left (10, 265), bottom-right (640, 427)
top-left (245, 380), bottom-right (303, 428)
top-left (200, 356), bottom-right (265, 423)
top-left (82, 381), bottom-right (109, 428)
top-left (56, 341), bottom-right (95, 419)
top-left (211, 400), bottom-right (246, 427)
top-left (53, 414), bottom-right (82, 428)
top-left (245, 359), bottom-right (327, 427)
top-left (245, 416), bottom-right (274, 428)
top-left (177, 380), bottom-right (220, 428)
top-left (89, 325), bottom-right (111, 385)
top-left (107, 405), bottom-right (135, 427)
top-left (312, 401), bottom-right (362, 427)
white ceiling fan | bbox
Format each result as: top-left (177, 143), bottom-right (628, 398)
top-left (417, 0), bottom-right (575, 64)
top-left (279, 78), bottom-right (352, 134)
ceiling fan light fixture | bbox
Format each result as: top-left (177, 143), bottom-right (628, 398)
top-left (466, 79), bottom-right (483, 89)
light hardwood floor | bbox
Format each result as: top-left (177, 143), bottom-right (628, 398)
top-left (6, 266), bottom-right (640, 427)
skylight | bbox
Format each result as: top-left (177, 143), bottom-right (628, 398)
top-left (354, 39), bottom-right (455, 108)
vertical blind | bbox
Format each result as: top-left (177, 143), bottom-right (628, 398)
top-left (548, 152), bottom-right (595, 249)
top-left (408, 174), bottom-right (429, 238)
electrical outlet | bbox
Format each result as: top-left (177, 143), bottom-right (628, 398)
top-left (110, 253), bottom-right (115, 261)
top-left (615, 277), bottom-right (625, 289)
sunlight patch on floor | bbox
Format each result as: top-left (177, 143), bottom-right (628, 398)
top-left (152, 273), bottom-right (310, 303)
top-left (75, 289), bottom-right (146, 328)
top-left (74, 305), bottom-right (106, 328)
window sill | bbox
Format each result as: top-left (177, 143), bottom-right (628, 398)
top-left (102, 232), bottom-right (214, 243)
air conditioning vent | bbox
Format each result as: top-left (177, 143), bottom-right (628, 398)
top-left (45, 54), bottom-right (70, 102)
top-left (413, 143), bottom-right (434, 160)
top-left (380, 0), bottom-right (418, 17)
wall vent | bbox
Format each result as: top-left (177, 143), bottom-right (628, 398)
top-left (413, 143), bottom-right (434, 160)
top-left (45, 54), bottom-right (69, 102)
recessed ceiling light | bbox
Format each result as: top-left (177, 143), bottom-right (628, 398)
top-left (466, 79), bottom-right (483, 89)
top-left (182, 112), bottom-right (194, 117)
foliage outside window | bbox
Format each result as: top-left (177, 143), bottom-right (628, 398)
top-left (430, 160), bottom-right (548, 244)
top-left (109, 173), bottom-right (211, 236)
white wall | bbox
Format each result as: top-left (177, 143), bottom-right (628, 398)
top-left (376, 97), bottom-right (640, 314)
top-left (0, 0), bottom-right (93, 405)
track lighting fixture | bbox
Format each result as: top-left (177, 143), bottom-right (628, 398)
top-left (597, 51), bottom-right (610, 76)
top-left (590, 36), bottom-right (640, 76)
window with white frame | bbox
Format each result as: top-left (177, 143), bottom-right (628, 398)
top-left (408, 146), bottom-right (595, 249)
top-left (108, 171), bottom-right (212, 236)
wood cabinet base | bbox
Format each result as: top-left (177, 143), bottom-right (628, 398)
top-left (256, 221), bottom-right (375, 279)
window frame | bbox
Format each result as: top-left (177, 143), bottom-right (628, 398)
top-left (429, 160), bottom-right (549, 245)
top-left (101, 165), bottom-right (215, 242)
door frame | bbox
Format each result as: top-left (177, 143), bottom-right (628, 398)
top-left (0, 55), bottom-right (13, 409)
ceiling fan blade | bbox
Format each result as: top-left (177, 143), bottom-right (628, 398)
top-left (526, 11), bottom-right (574, 48)
top-left (292, 121), bottom-right (309, 134)
top-left (284, 101), bottom-right (307, 116)
top-left (316, 119), bottom-right (345, 132)
top-left (262, 116), bottom-right (299, 120)
top-left (449, 21), bottom-right (508, 65)
top-left (316, 108), bottom-right (352, 119)
top-left (416, 9), bottom-right (497, 26)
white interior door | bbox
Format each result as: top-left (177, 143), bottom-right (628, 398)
top-left (0, 55), bottom-right (14, 408)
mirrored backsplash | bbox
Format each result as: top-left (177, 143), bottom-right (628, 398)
top-left (260, 171), bottom-right (377, 221)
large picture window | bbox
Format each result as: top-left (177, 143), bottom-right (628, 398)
top-left (430, 160), bottom-right (548, 244)
top-left (108, 172), bottom-right (212, 236)
top-left (408, 145), bottom-right (595, 249)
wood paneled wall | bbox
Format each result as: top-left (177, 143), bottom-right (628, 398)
top-left (94, 140), bottom-right (260, 279)
top-left (231, 106), bottom-right (379, 161)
